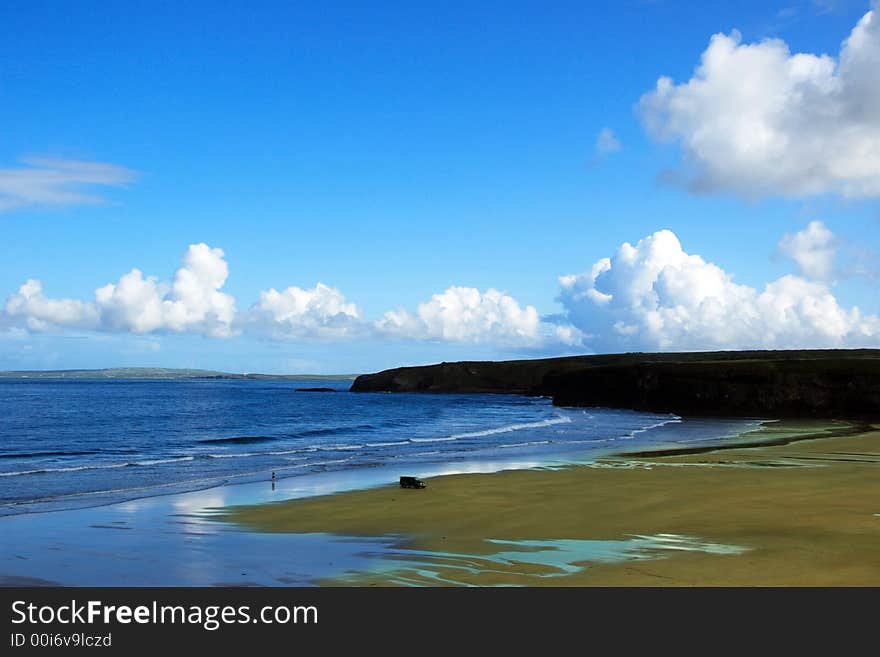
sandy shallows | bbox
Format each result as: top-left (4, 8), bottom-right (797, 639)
top-left (222, 421), bottom-right (880, 586)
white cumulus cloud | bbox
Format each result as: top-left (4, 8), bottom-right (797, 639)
top-left (778, 220), bottom-right (836, 280)
top-left (3, 243), bottom-right (237, 337)
top-left (244, 283), bottom-right (362, 340)
top-left (0, 157), bottom-right (137, 212)
top-left (377, 286), bottom-right (579, 347)
top-left (558, 228), bottom-right (880, 351)
top-left (638, 5), bottom-right (880, 198)
top-left (3, 280), bottom-right (99, 332)
top-left (2, 247), bottom-right (584, 347)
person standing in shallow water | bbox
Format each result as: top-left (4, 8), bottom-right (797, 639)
top-left (271, 471), bottom-right (276, 491)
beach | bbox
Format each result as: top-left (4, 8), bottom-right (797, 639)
top-left (223, 421), bottom-right (880, 586)
top-left (3, 379), bottom-right (796, 587)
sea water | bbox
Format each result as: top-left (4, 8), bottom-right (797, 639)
top-left (0, 378), bottom-right (763, 515)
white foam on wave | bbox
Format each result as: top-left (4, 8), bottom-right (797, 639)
top-left (288, 458), bottom-right (352, 469)
top-left (410, 416), bottom-right (572, 444)
top-left (498, 440), bottom-right (551, 449)
top-left (0, 456), bottom-right (195, 478)
top-left (207, 447), bottom-right (318, 459)
top-left (408, 436), bottom-right (458, 443)
top-left (135, 457), bottom-right (195, 467)
top-left (0, 412), bottom-right (683, 485)
top-left (200, 439), bottom-right (399, 462)
top-left (557, 437), bottom-right (616, 445)
top-left (623, 415), bottom-right (681, 439)
top-left (0, 464), bottom-right (126, 478)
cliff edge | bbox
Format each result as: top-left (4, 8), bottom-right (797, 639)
top-left (350, 349), bottom-right (880, 417)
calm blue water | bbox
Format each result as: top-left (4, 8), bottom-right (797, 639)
top-left (0, 379), bottom-right (762, 515)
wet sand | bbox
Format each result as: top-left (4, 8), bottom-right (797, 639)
top-left (223, 421), bottom-right (880, 586)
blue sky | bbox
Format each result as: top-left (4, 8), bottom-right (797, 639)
top-left (2, 0), bottom-right (879, 373)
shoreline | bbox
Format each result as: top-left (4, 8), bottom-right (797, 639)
top-left (221, 419), bottom-right (880, 586)
top-left (0, 417), bottom-right (846, 518)
top-left (0, 410), bottom-right (756, 519)
top-left (618, 418), bottom-right (870, 457)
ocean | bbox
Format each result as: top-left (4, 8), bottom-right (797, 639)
top-left (0, 378), bottom-right (763, 515)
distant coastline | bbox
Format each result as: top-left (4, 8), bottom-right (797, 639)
top-left (0, 367), bottom-right (358, 380)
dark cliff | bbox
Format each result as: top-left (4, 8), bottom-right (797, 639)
top-left (350, 350), bottom-right (880, 417)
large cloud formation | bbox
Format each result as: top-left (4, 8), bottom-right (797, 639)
top-left (558, 228), bottom-right (879, 351)
top-left (4, 244), bottom-right (237, 337)
top-left (639, 4), bottom-right (880, 198)
top-left (1, 246), bottom-right (570, 347)
top-left (6, 229), bottom-right (876, 352)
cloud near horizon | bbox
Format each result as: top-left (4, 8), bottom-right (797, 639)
top-left (244, 283), bottom-right (363, 341)
top-left (558, 227), bottom-right (879, 351)
top-left (3, 226), bottom-right (878, 352)
top-left (376, 286), bottom-right (582, 347)
top-left (0, 157), bottom-right (137, 212)
top-left (0, 245), bottom-right (579, 349)
top-left (3, 244), bottom-right (237, 338)
top-left (638, 4), bottom-right (880, 198)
